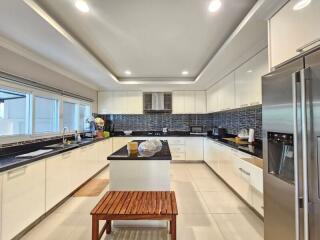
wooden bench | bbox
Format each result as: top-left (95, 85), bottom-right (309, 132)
top-left (91, 191), bottom-right (178, 240)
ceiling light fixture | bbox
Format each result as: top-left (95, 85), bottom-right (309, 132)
top-left (75, 0), bottom-right (90, 13)
top-left (124, 70), bottom-right (132, 75)
top-left (293, 0), bottom-right (311, 11)
top-left (208, 0), bottom-right (222, 12)
top-left (247, 70), bottom-right (253, 73)
top-left (182, 71), bottom-right (189, 76)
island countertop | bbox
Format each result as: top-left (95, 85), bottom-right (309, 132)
top-left (107, 140), bottom-right (172, 161)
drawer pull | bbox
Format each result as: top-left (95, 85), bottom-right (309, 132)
top-left (239, 167), bottom-right (250, 176)
top-left (297, 38), bottom-right (320, 53)
top-left (7, 166), bottom-right (27, 179)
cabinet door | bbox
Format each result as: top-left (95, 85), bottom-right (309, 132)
top-left (112, 92), bottom-right (127, 114)
top-left (252, 188), bottom-right (264, 216)
top-left (270, 0), bottom-right (320, 67)
top-left (98, 92), bottom-right (113, 114)
top-left (219, 72), bottom-right (235, 111)
top-left (126, 91), bottom-right (143, 114)
top-left (195, 91), bottom-right (206, 113)
top-left (2, 161), bottom-right (45, 240)
top-left (184, 91), bottom-right (195, 113)
top-left (232, 158), bottom-right (252, 204)
top-left (207, 87), bottom-right (219, 113)
top-left (185, 137), bottom-right (203, 161)
top-left (46, 153), bottom-right (72, 211)
top-left (235, 49), bottom-right (268, 107)
top-left (172, 91), bottom-right (185, 114)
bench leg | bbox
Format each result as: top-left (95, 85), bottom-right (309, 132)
top-left (106, 220), bottom-right (112, 234)
top-left (171, 216), bottom-right (176, 240)
top-left (92, 216), bottom-right (99, 240)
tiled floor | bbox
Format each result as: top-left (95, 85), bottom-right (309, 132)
top-left (21, 163), bottom-right (264, 240)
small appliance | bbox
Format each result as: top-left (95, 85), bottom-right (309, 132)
top-left (212, 127), bottom-right (227, 138)
top-left (190, 126), bottom-right (206, 135)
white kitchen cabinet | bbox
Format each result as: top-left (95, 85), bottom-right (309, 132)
top-left (233, 158), bottom-right (253, 205)
top-left (252, 188), bottom-right (264, 216)
top-left (98, 91), bottom-right (113, 114)
top-left (195, 91), bottom-right (207, 114)
top-left (112, 92), bottom-right (127, 114)
top-left (98, 139), bottom-right (113, 168)
top-left (184, 91), bottom-right (196, 113)
top-left (46, 153), bottom-right (73, 211)
top-left (98, 91), bottom-right (143, 114)
top-left (126, 91), bottom-right (143, 114)
top-left (172, 91), bottom-right (206, 114)
top-left (0, 173), bottom-right (2, 240)
top-left (269, 0), bottom-right (320, 67)
top-left (172, 91), bottom-right (185, 114)
top-left (185, 137), bottom-right (203, 161)
top-left (206, 86), bottom-right (219, 113)
top-left (218, 72), bottom-right (235, 111)
top-left (2, 161), bottom-right (45, 240)
top-left (112, 137), bottom-right (133, 152)
top-left (235, 49), bottom-right (268, 108)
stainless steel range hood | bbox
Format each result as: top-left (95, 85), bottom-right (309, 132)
top-left (143, 92), bottom-right (172, 113)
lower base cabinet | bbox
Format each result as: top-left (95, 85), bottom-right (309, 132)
top-left (204, 138), bottom-right (264, 216)
top-left (1, 161), bottom-right (46, 240)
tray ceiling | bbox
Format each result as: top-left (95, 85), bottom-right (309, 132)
top-left (34, 0), bottom-right (256, 81)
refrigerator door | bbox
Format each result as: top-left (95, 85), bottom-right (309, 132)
top-left (262, 58), bottom-right (304, 240)
top-left (304, 50), bottom-right (320, 240)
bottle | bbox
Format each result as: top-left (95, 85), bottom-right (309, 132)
top-left (74, 130), bottom-right (78, 141)
top-left (77, 133), bottom-right (82, 143)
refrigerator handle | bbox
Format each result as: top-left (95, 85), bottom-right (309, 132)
top-left (292, 71), bottom-right (301, 240)
top-left (300, 69), bottom-right (309, 240)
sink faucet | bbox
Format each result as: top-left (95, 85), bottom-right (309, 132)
top-left (62, 127), bottom-right (69, 144)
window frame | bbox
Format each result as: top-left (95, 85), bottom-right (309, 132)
top-left (0, 79), bottom-right (94, 144)
top-left (32, 90), bottom-right (61, 136)
top-left (0, 82), bottom-right (32, 140)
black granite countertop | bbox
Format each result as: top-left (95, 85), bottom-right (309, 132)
top-left (0, 138), bottom-right (106, 173)
top-left (111, 131), bottom-right (196, 137)
top-left (107, 140), bottom-right (172, 160)
top-left (207, 136), bottom-right (263, 159)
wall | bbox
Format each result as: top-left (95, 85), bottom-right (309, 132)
top-left (0, 46), bottom-right (98, 112)
top-left (100, 105), bottom-right (262, 139)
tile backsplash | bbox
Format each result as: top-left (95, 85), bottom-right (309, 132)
top-left (98, 105), bottom-right (262, 139)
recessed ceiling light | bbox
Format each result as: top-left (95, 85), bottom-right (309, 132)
top-left (124, 70), bottom-right (132, 75)
top-left (247, 70), bottom-right (253, 73)
top-left (182, 71), bottom-right (189, 76)
top-left (208, 0), bottom-right (222, 12)
top-left (293, 0), bottom-right (311, 11)
top-left (75, 0), bottom-right (90, 13)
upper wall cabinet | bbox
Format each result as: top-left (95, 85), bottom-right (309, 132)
top-left (235, 49), bottom-right (268, 108)
top-left (172, 91), bottom-right (206, 114)
top-left (98, 91), bottom-right (143, 114)
top-left (269, 0), bottom-right (320, 68)
top-left (218, 72), bottom-right (235, 111)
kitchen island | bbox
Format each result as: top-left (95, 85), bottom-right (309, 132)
top-left (107, 140), bottom-right (172, 191)
top-left (107, 140), bottom-right (172, 227)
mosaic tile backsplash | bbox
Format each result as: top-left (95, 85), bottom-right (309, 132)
top-left (99, 105), bottom-right (262, 139)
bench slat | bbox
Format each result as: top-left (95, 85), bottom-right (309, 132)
top-left (92, 191), bottom-right (178, 216)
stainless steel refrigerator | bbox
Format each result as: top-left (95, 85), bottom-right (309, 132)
top-left (262, 47), bottom-right (320, 240)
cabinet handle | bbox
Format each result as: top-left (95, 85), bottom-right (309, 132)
top-left (7, 166), bottom-right (27, 179)
top-left (239, 167), bottom-right (250, 176)
top-left (296, 38), bottom-right (320, 53)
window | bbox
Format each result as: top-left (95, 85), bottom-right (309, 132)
top-left (63, 101), bottom-right (78, 132)
top-left (79, 104), bottom-right (91, 132)
top-left (0, 89), bottom-right (30, 136)
top-left (34, 96), bottom-right (59, 134)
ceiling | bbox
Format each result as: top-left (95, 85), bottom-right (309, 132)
top-left (34, 0), bottom-right (256, 81)
top-left (0, 0), bottom-right (286, 90)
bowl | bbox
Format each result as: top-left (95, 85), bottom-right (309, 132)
top-left (123, 130), bottom-right (133, 136)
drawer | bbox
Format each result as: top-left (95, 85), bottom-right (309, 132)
top-left (168, 138), bottom-right (185, 145)
top-left (171, 152), bottom-right (185, 161)
top-left (169, 145), bottom-right (185, 153)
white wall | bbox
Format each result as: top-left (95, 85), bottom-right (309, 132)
top-left (0, 46), bottom-right (98, 112)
